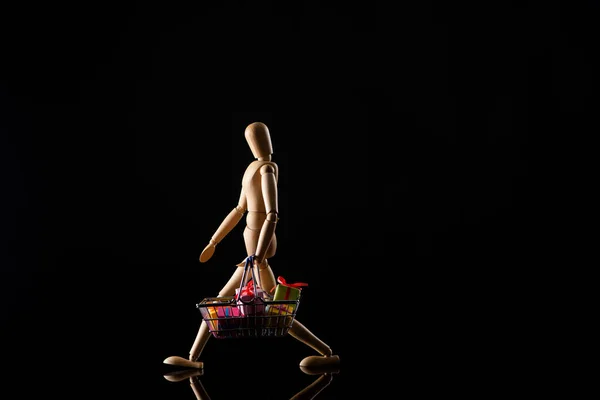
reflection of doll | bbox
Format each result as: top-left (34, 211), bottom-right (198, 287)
top-left (164, 368), bottom-right (336, 400)
top-left (164, 122), bottom-right (339, 370)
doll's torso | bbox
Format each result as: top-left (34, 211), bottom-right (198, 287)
top-left (241, 160), bottom-right (279, 258)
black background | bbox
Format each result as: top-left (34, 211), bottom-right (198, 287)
top-left (1, 2), bottom-right (594, 398)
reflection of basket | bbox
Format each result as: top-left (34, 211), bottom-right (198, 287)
top-left (196, 256), bottom-right (301, 339)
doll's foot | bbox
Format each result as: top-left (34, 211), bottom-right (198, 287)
top-left (163, 355), bottom-right (204, 369)
top-left (299, 355), bottom-right (340, 375)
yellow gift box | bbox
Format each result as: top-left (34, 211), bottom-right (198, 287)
top-left (205, 305), bottom-right (219, 331)
top-left (265, 303), bottom-right (294, 328)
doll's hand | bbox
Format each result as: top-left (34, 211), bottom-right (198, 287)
top-left (199, 241), bottom-right (216, 263)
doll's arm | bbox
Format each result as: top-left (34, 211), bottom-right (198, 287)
top-left (199, 190), bottom-right (247, 262)
top-left (254, 164), bottom-right (278, 265)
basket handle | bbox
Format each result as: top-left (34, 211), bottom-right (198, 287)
top-left (236, 254), bottom-right (259, 302)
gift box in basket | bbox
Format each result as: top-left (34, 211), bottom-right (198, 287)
top-left (235, 278), bottom-right (268, 316)
top-left (216, 305), bottom-right (242, 330)
top-left (265, 303), bottom-right (294, 328)
top-left (203, 302), bottom-right (219, 331)
top-left (198, 299), bottom-right (242, 338)
top-left (199, 300), bottom-right (233, 332)
top-left (265, 276), bottom-right (308, 328)
top-left (270, 276), bottom-right (307, 309)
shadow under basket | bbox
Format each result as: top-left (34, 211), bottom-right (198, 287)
top-left (197, 296), bottom-right (301, 339)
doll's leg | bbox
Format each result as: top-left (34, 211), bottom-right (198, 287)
top-left (255, 263), bottom-right (332, 357)
top-left (218, 264), bottom-right (247, 297)
top-left (188, 266), bottom-right (246, 361)
top-left (289, 319), bottom-right (340, 369)
top-left (288, 319), bottom-right (340, 372)
top-left (188, 320), bottom-right (210, 362)
top-left (257, 260), bottom-right (340, 369)
top-left (288, 319), bottom-right (333, 357)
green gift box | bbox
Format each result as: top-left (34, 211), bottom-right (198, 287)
top-left (272, 276), bottom-right (308, 302)
top-left (273, 284), bottom-right (301, 301)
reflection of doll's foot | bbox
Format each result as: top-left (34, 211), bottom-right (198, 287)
top-left (163, 356), bottom-right (204, 369)
top-left (290, 373), bottom-right (333, 400)
top-left (189, 374), bottom-right (212, 399)
top-left (163, 368), bottom-right (204, 382)
top-left (299, 355), bottom-right (340, 375)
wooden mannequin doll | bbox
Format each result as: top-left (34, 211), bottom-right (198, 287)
top-left (164, 122), bottom-right (340, 370)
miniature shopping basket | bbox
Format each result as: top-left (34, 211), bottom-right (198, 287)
top-left (197, 255), bottom-right (306, 339)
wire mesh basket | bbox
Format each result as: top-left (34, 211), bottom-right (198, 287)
top-left (197, 256), bottom-right (303, 339)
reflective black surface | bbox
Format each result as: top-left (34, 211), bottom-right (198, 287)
top-left (2, 1), bottom-right (584, 398)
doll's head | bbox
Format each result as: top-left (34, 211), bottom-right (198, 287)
top-left (245, 122), bottom-right (273, 159)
